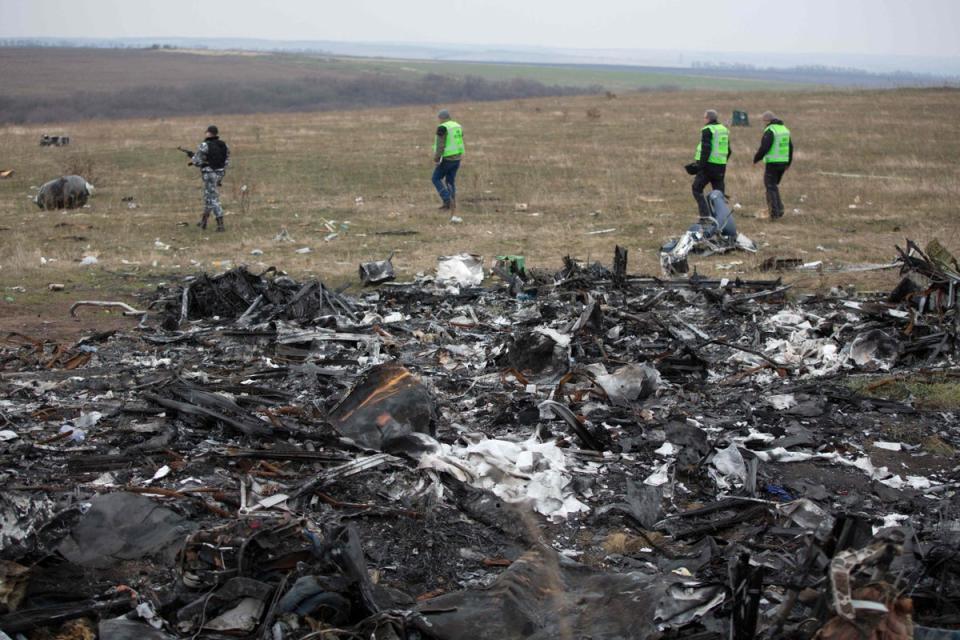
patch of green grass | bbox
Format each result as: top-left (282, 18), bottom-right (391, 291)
top-left (848, 374), bottom-right (960, 410)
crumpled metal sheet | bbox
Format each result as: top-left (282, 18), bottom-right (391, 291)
top-left (359, 254), bottom-right (396, 286)
top-left (849, 329), bottom-right (900, 371)
top-left (329, 362), bottom-right (435, 450)
top-left (0, 492), bottom-right (57, 556)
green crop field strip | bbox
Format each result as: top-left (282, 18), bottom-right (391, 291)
top-left (294, 56), bottom-right (808, 91)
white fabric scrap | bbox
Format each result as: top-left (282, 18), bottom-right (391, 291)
top-left (437, 253), bottom-right (484, 286)
top-left (766, 394), bottom-right (797, 410)
top-left (130, 356), bottom-right (173, 368)
top-left (644, 462), bottom-right (672, 487)
top-left (418, 435), bottom-right (591, 520)
top-left (533, 326), bottom-right (571, 347)
top-left (872, 441), bottom-right (903, 451)
top-left (880, 474), bottom-right (936, 491)
top-left (875, 514), bottom-right (910, 533)
top-left (594, 363), bottom-right (660, 405)
top-left (711, 443), bottom-right (747, 483)
top-left (764, 310), bottom-right (811, 330)
top-left (149, 465), bottom-right (171, 483)
top-left (75, 411), bottom-right (103, 429)
top-left (654, 442), bottom-right (678, 457)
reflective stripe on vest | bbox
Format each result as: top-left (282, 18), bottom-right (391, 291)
top-left (694, 123), bottom-right (729, 165)
top-left (763, 124), bottom-right (791, 164)
top-left (434, 120), bottom-right (465, 157)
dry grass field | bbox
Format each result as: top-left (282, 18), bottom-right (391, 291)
top-left (1, 87), bottom-right (958, 335)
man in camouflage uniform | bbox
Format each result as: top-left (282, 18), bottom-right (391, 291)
top-left (187, 125), bottom-right (230, 231)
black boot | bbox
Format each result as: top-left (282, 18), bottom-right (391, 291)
top-left (215, 217), bottom-right (225, 232)
top-left (438, 200), bottom-right (451, 210)
top-left (198, 212), bottom-right (209, 229)
top-left (771, 190), bottom-right (785, 219)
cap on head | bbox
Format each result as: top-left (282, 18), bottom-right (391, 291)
top-left (704, 109), bottom-right (718, 122)
top-left (761, 111), bottom-right (776, 122)
top-left (437, 109), bottom-right (450, 120)
top-left (206, 125), bottom-right (219, 136)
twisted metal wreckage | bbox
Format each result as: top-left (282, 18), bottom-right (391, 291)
top-left (1, 239), bottom-right (959, 640)
top-left (659, 190), bottom-right (758, 276)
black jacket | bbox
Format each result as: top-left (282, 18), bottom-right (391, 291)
top-left (699, 121), bottom-right (731, 166)
top-left (753, 119), bottom-right (794, 165)
top-left (203, 137), bottom-right (229, 170)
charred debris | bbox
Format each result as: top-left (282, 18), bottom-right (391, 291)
top-left (1, 240), bottom-right (959, 640)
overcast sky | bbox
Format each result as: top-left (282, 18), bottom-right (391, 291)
top-left (2, 0), bottom-right (959, 58)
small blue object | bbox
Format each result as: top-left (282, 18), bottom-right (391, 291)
top-left (764, 485), bottom-right (793, 501)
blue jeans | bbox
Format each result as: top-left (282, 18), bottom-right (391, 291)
top-left (432, 159), bottom-right (460, 203)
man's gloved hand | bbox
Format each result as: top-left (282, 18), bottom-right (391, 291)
top-left (684, 162), bottom-right (701, 176)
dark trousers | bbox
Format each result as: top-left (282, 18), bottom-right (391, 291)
top-left (432, 159), bottom-right (461, 203)
top-left (692, 164), bottom-right (726, 217)
top-left (764, 163), bottom-right (788, 218)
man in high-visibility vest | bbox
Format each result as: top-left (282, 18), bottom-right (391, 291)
top-left (432, 109), bottom-right (464, 211)
top-left (753, 111), bottom-right (794, 219)
top-left (691, 109), bottom-right (731, 218)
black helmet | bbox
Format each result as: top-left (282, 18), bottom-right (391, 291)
top-left (206, 125), bottom-right (219, 136)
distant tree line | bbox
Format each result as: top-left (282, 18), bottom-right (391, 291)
top-left (0, 39), bottom-right (198, 49)
top-left (0, 73), bottom-right (602, 124)
top-left (693, 61), bottom-right (870, 74)
top-left (691, 60), bottom-right (959, 86)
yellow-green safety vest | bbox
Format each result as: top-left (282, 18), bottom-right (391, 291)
top-left (763, 123), bottom-right (791, 164)
top-left (434, 120), bottom-right (465, 158)
top-left (695, 123), bottom-right (729, 165)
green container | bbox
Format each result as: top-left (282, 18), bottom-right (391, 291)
top-left (496, 255), bottom-right (526, 275)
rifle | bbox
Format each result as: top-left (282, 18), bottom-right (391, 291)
top-left (177, 146), bottom-right (195, 159)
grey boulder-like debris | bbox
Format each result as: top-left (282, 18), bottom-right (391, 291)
top-left (34, 175), bottom-right (94, 210)
top-left (57, 492), bottom-right (194, 569)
